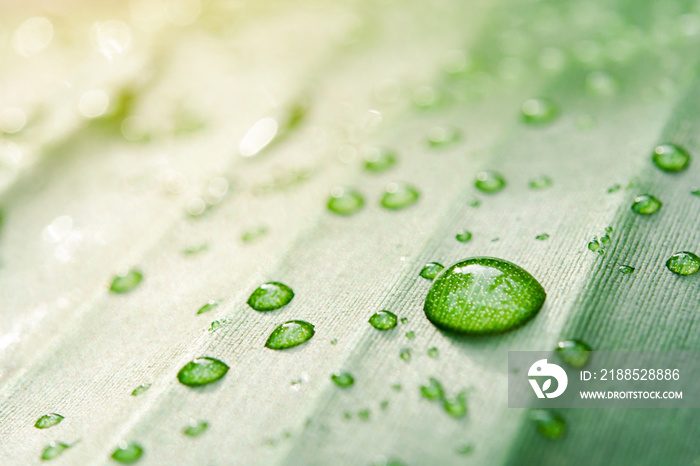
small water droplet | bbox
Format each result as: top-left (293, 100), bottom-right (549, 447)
top-left (183, 421), bottom-right (208, 437)
top-left (327, 187), bottom-right (365, 215)
top-left (652, 143), bottom-right (691, 172)
top-left (600, 234), bottom-right (611, 245)
top-left (241, 226), bottom-right (268, 243)
top-left (400, 317), bottom-right (408, 325)
top-left (239, 117), bottom-right (278, 157)
top-left (380, 183), bottom-right (420, 210)
top-left (556, 339), bottom-right (592, 369)
top-left (427, 347), bottom-right (439, 358)
top-left (330, 338), bottom-right (338, 345)
top-left (536, 234), bottom-right (550, 241)
top-left (363, 147), bottom-right (397, 173)
top-left (247, 282), bottom-right (294, 311)
top-left (420, 262), bottom-right (444, 280)
top-left (588, 239), bottom-right (600, 251)
top-left (183, 244), bottom-right (208, 255)
top-left (399, 348), bottom-right (411, 362)
top-left (631, 194), bottom-right (662, 215)
top-left (692, 190), bottom-right (700, 197)
top-left (369, 310), bottom-right (397, 330)
top-left (529, 175), bottom-right (552, 189)
top-left (530, 409), bottom-right (566, 439)
top-left (607, 184), bottom-right (622, 193)
top-left (442, 391), bottom-right (467, 418)
top-left (331, 372), bottom-right (355, 387)
top-left (420, 378), bottom-right (444, 400)
top-left (380, 400), bottom-right (389, 410)
top-left (666, 251), bottom-right (700, 276)
top-left (177, 357), bottom-right (229, 387)
top-left (475, 170), bottom-right (506, 193)
top-left (427, 126), bottom-right (461, 148)
top-left (109, 269), bottom-right (142, 294)
top-left (265, 321), bottom-right (315, 350)
top-left (392, 384), bottom-right (402, 392)
top-left (605, 226), bottom-right (613, 233)
top-left (131, 384), bottom-right (151, 396)
top-left (357, 409), bottom-right (371, 420)
top-left (521, 98), bottom-right (559, 125)
top-left (456, 444), bottom-right (474, 455)
top-left (405, 331), bottom-right (415, 339)
top-left (35, 413), bottom-right (64, 429)
top-left (41, 442), bottom-right (71, 461)
top-left (424, 257), bottom-right (546, 334)
top-left (456, 230), bottom-right (472, 243)
top-left (618, 265), bottom-right (634, 274)
top-left (111, 442), bottom-right (143, 464)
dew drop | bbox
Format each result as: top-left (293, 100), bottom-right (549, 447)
top-left (652, 143), bottom-right (691, 172)
top-left (420, 262), bottom-right (444, 280)
top-left (239, 117), bottom-right (278, 157)
top-left (265, 321), bottom-right (315, 350)
top-left (41, 442), bottom-right (71, 461)
top-left (331, 372), bottom-right (355, 387)
top-left (109, 269), bottom-right (143, 294)
top-left (111, 442), bottom-right (143, 464)
top-left (183, 421), bottom-right (208, 437)
top-left (666, 251), bottom-right (700, 276)
top-left (380, 183), bottom-right (420, 210)
top-left (131, 384), bottom-right (151, 396)
top-left (536, 234), bottom-right (550, 241)
top-left (399, 348), bottom-right (411, 361)
top-left (588, 239), bottom-right (600, 251)
top-left (420, 378), bottom-right (444, 400)
top-left (247, 282), bottom-right (294, 311)
top-left (369, 310), bottom-right (397, 330)
top-left (521, 98), bottom-right (559, 125)
top-left (528, 175), bottom-right (552, 189)
top-left (35, 413), bottom-right (64, 429)
top-left (600, 234), bottom-right (611, 245)
top-left (530, 409), bottom-right (566, 439)
top-left (327, 187), bottom-right (365, 215)
top-left (443, 391), bottom-right (467, 418)
top-left (427, 126), bottom-right (461, 148)
top-left (423, 257), bottom-right (546, 335)
top-left (556, 339), bottom-right (592, 369)
top-left (618, 265), bottom-right (634, 274)
top-left (474, 170), bottom-right (506, 193)
top-left (427, 347), bottom-right (439, 358)
top-left (197, 300), bottom-right (220, 315)
top-left (405, 331), bottom-right (415, 339)
top-left (177, 357), bottom-right (229, 387)
top-left (241, 226), bottom-right (268, 243)
top-left (363, 147), bottom-right (397, 173)
top-left (456, 230), bottom-right (472, 243)
top-left (631, 194), bottom-right (662, 215)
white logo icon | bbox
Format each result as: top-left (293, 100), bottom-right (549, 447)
top-left (528, 359), bottom-right (568, 398)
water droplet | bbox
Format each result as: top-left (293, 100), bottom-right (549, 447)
top-left (529, 176), bottom-right (552, 189)
top-left (423, 257), bottom-right (546, 334)
top-left (556, 339), bottom-right (592, 369)
top-left (618, 265), bottom-right (634, 274)
top-left (177, 357), bottom-right (229, 387)
top-left (265, 321), bottom-right (315, 350)
top-left (420, 378), bottom-right (444, 400)
top-left (692, 190), bottom-right (700, 197)
top-left (42, 442), bottom-right (71, 461)
top-left (605, 226), bottom-right (613, 233)
top-left (327, 187), bottom-right (365, 215)
top-left (111, 442), bottom-right (143, 464)
top-left (109, 269), bottom-right (143, 294)
top-left (197, 300), bottom-right (220, 315)
top-left (420, 262), bottom-right (444, 280)
top-left (330, 338), bottom-right (338, 345)
top-left (427, 126), bottom-right (461, 148)
top-left (380, 183), bottom-right (420, 210)
top-left (521, 98), bottom-right (559, 125)
top-left (241, 226), bottom-right (268, 243)
top-left (247, 282), bottom-right (294, 311)
top-left (475, 170), bottom-right (506, 193)
top-left (631, 194), bottom-right (662, 215)
top-left (183, 421), bottom-right (208, 437)
top-left (380, 400), bottom-right (389, 410)
top-left (456, 230), bottom-right (472, 243)
top-left (588, 239), bottom-right (600, 251)
top-left (357, 409), bottom-right (371, 420)
top-left (412, 86), bottom-right (441, 109)
top-left (405, 331), bottom-right (415, 339)
top-left (399, 348), bottom-right (411, 362)
top-left (443, 391), bottom-right (467, 418)
top-left (331, 372), bottom-right (355, 387)
top-left (666, 251), bottom-right (700, 276)
top-left (536, 234), bottom-right (550, 241)
top-left (608, 184), bottom-right (621, 193)
top-left (183, 244), bottom-right (208, 255)
top-left (35, 413), bottom-right (64, 429)
top-left (530, 409), bottom-right (566, 439)
top-left (652, 143), bottom-right (691, 172)
top-left (600, 234), bottom-right (611, 244)
top-left (131, 384), bottom-right (151, 396)
top-left (456, 444), bottom-right (474, 455)
top-left (400, 317), bottom-right (408, 325)
top-left (369, 310), bottom-right (398, 330)
top-left (239, 117), bottom-right (278, 157)
top-left (363, 147), bottom-right (397, 173)
top-left (392, 384), bottom-right (402, 392)
top-left (427, 347), bottom-right (439, 358)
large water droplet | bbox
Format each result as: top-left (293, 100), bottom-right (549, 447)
top-left (666, 251), bottom-right (700, 276)
top-left (35, 413), bottom-right (64, 429)
top-left (363, 147), bottom-right (397, 173)
top-left (265, 321), bottom-right (315, 350)
top-left (380, 183), bottom-right (420, 210)
top-left (530, 409), bottom-right (566, 439)
top-left (368, 310), bottom-right (398, 330)
top-left (183, 421), bottom-right (208, 437)
top-left (42, 442), bottom-right (71, 461)
top-left (652, 143), bottom-right (691, 172)
top-left (109, 269), bottom-right (142, 294)
top-left (420, 378), bottom-right (444, 400)
top-left (631, 194), bottom-right (662, 215)
top-left (327, 187), bottom-right (365, 215)
top-left (331, 372), bottom-right (355, 387)
top-left (423, 257), bottom-right (546, 334)
top-left (247, 282), bottom-right (294, 311)
top-left (111, 442), bottom-right (143, 464)
top-left (177, 357), bottom-right (229, 387)
top-left (556, 339), bottom-right (592, 369)
top-left (521, 98), bottom-right (559, 125)
top-left (420, 262), bottom-right (444, 280)
top-left (475, 170), bottom-right (506, 193)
